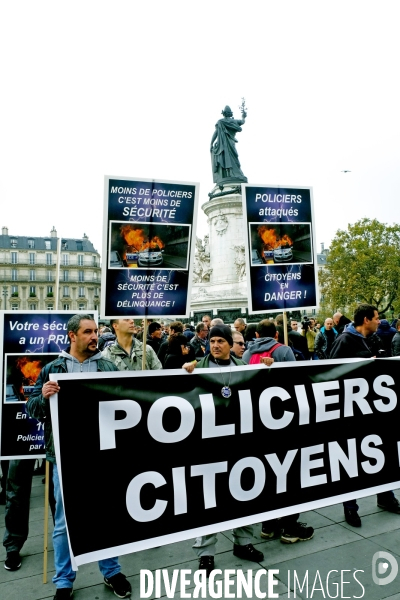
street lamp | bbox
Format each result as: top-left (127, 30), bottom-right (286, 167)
top-left (2, 286), bottom-right (8, 308)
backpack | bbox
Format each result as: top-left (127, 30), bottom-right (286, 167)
top-left (248, 343), bottom-right (283, 364)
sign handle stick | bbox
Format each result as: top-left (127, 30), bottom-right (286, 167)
top-left (283, 311), bottom-right (289, 347)
top-left (142, 318), bottom-right (147, 370)
top-left (42, 460), bottom-right (50, 584)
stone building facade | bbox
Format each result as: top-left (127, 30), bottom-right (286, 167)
top-left (0, 227), bottom-right (101, 311)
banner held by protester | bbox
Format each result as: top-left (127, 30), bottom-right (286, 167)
top-left (50, 357), bottom-right (400, 567)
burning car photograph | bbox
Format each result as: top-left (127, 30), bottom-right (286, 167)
top-left (109, 222), bottom-right (190, 270)
top-left (5, 354), bottom-right (56, 403)
top-left (249, 223), bottom-right (313, 265)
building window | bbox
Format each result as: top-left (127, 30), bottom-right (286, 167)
top-left (29, 252), bottom-right (35, 265)
top-left (30, 286), bottom-right (36, 296)
top-left (78, 303), bottom-right (85, 310)
top-left (10, 238), bottom-right (18, 248)
top-left (63, 286), bottom-right (69, 297)
top-left (11, 251), bottom-right (17, 264)
top-left (93, 255), bottom-right (97, 267)
top-left (45, 240), bottom-right (51, 250)
top-left (62, 241), bottom-right (68, 250)
top-left (93, 271), bottom-right (97, 280)
top-left (47, 285), bottom-right (53, 295)
top-left (29, 270), bottom-right (36, 281)
top-left (79, 270), bottom-right (84, 282)
top-left (94, 304), bottom-right (98, 311)
top-left (63, 303), bottom-right (70, 310)
top-left (94, 288), bottom-right (99, 297)
top-left (47, 270), bottom-right (53, 281)
top-left (79, 287), bottom-right (85, 297)
top-left (28, 239), bottom-right (35, 249)
top-left (63, 270), bottom-right (68, 282)
top-left (78, 254), bottom-right (84, 266)
top-left (11, 303), bottom-right (18, 310)
top-left (29, 303), bottom-right (37, 310)
top-left (62, 254), bottom-right (69, 266)
top-left (11, 285), bottom-right (18, 295)
top-left (47, 304), bottom-right (54, 310)
top-left (46, 253), bottom-right (53, 265)
top-left (11, 269), bottom-right (17, 281)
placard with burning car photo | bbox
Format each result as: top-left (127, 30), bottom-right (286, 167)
top-left (242, 184), bottom-right (318, 313)
top-left (0, 310), bottom-right (97, 459)
top-left (103, 176), bottom-right (199, 319)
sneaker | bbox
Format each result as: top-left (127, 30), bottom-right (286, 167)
top-left (281, 522), bottom-right (314, 543)
top-left (104, 572), bottom-right (132, 598)
top-left (344, 508), bottom-right (362, 527)
top-left (198, 555), bottom-right (215, 578)
top-left (377, 497), bottom-right (400, 513)
top-left (233, 543), bottom-right (264, 562)
top-left (53, 589), bottom-right (73, 599)
top-left (4, 551), bottom-right (21, 571)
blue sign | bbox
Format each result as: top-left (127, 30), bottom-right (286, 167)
top-left (242, 185), bottom-right (318, 313)
top-left (102, 177), bottom-right (199, 318)
top-left (0, 310), bottom-right (96, 459)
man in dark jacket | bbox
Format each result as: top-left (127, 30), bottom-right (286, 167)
top-left (146, 321), bottom-right (163, 354)
top-left (182, 325), bottom-right (263, 576)
top-left (26, 314), bottom-right (132, 600)
top-left (376, 319), bottom-right (397, 356)
top-left (189, 322), bottom-right (208, 360)
top-left (330, 304), bottom-right (400, 527)
top-left (391, 320), bottom-right (400, 356)
top-left (314, 318), bottom-right (337, 359)
top-left (332, 311), bottom-right (352, 335)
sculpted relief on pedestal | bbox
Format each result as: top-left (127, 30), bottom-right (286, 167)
top-left (193, 237), bottom-right (212, 284)
top-left (233, 244), bottom-right (246, 281)
top-left (214, 214), bottom-right (228, 236)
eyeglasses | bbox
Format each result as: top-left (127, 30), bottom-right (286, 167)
top-left (234, 341), bottom-right (245, 346)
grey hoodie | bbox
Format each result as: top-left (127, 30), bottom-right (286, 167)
top-left (242, 337), bottom-right (296, 363)
top-left (60, 349), bottom-right (102, 373)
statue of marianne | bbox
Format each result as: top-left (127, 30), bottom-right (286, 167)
top-left (210, 103), bottom-right (248, 186)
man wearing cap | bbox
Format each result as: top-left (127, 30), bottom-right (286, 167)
top-left (182, 325), bottom-right (264, 576)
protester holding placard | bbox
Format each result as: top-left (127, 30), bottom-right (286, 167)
top-left (26, 314), bottom-right (132, 600)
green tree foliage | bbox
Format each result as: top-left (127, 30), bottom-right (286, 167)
top-left (319, 218), bottom-right (400, 315)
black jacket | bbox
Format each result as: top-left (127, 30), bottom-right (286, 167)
top-left (392, 332), bottom-right (400, 357)
top-left (329, 324), bottom-right (373, 359)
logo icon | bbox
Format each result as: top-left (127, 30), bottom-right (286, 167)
top-left (372, 551), bottom-right (398, 586)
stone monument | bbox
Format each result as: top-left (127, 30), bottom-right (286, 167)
top-left (191, 101), bottom-right (249, 318)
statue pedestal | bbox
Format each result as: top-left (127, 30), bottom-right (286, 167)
top-left (190, 184), bottom-right (248, 314)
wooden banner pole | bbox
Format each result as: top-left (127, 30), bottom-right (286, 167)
top-left (42, 460), bottom-right (50, 584)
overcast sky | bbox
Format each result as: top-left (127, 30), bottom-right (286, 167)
top-left (1, 1), bottom-right (399, 258)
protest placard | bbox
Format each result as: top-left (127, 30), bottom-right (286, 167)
top-left (102, 176), bottom-right (199, 318)
top-left (50, 357), bottom-right (400, 567)
top-left (242, 184), bottom-right (318, 313)
top-left (0, 310), bottom-right (96, 459)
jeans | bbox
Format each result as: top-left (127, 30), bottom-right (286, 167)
top-left (52, 464), bottom-right (121, 589)
top-left (3, 459), bottom-right (35, 552)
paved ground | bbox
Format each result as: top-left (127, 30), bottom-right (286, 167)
top-left (1, 476), bottom-right (400, 599)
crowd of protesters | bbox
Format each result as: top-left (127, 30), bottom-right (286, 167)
top-left (1, 305), bottom-right (400, 596)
